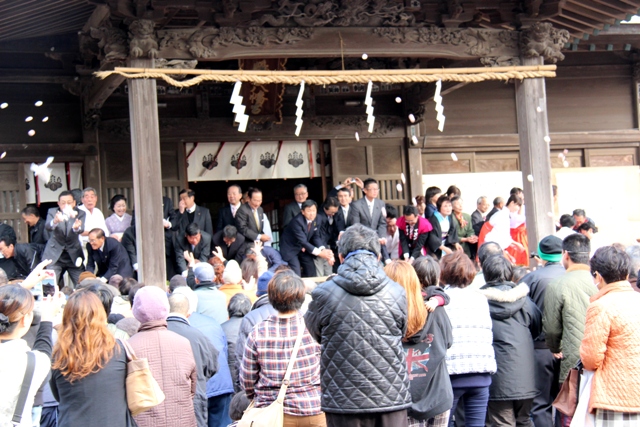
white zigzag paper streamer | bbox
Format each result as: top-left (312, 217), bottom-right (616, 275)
top-left (230, 81), bottom-right (249, 132)
top-left (294, 80), bottom-right (305, 136)
top-left (365, 80), bottom-right (375, 133)
top-left (434, 79), bottom-right (446, 132)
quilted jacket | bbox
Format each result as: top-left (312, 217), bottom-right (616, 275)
top-left (580, 281), bottom-right (640, 413)
top-left (127, 320), bottom-right (197, 427)
top-left (479, 281), bottom-right (541, 401)
top-left (304, 252), bottom-right (412, 414)
top-left (542, 264), bottom-right (597, 382)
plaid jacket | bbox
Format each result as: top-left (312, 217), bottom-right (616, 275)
top-left (240, 312), bottom-right (322, 416)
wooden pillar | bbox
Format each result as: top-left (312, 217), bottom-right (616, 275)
top-left (515, 56), bottom-right (555, 255)
top-left (127, 58), bottom-right (166, 287)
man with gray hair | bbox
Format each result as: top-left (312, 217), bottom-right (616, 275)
top-left (167, 292), bottom-right (219, 427)
top-left (625, 245), bottom-right (640, 292)
top-left (305, 223), bottom-right (412, 426)
top-left (471, 196), bottom-right (490, 236)
top-left (78, 187), bottom-right (109, 246)
top-left (282, 183), bottom-right (309, 228)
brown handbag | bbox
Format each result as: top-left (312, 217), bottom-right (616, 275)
top-left (119, 339), bottom-right (166, 417)
top-left (552, 361), bottom-right (582, 416)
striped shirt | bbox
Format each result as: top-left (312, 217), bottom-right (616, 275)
top-left (240, 312), bottom-right (322, 416)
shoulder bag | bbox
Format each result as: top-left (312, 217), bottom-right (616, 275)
top-left (119, 339), bottom-right (166, 417)
top-left (238, 316), bottom-right (305, 427)
top-left (552, 360), bottom-right (583, 416)
top-left (12, 351), bottom-right (36, 425)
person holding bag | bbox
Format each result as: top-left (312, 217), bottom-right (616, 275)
top-left (50, 290), bottom-right (136, 426)
top-left (579, 246), bottom-right (640, 426)
top-left (239, 270), bottom-right (325, 427)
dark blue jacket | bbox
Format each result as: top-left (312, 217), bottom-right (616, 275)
top-left (279, 213), bottom-right (324, 262)
top-left (85, 237), bottom-right (134, 279)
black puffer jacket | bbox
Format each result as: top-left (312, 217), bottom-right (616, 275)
top-left (479, 281), bottom-right (542, 401)
top-left (305, 252), bottom-right (412, 414)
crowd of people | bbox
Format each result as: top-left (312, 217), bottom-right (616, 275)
top-left (1, 178), bottom-right (640, 427)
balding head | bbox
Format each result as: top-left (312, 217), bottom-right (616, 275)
top-left (168, 293), bottom-right (190, 317)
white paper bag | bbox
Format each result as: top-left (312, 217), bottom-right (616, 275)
top-left (570, 369), bottom-right (595, 427)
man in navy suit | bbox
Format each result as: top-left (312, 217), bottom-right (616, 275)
top-left (335, 187), bottom-right (354, 234)
top-left (315, 197), bottom-right (340, 275)
top-left (177, 189), bottom-right (213, 236)
top-left (348, 178), bottom-right (390, 263)
top-left (216, 184), bottom-right (242, 231)
top-left (174, 222), bottom-right (213, 275)
top-left (211, 225), bottom-right (246, 264)
top-left (86, 228), bottom-right (134, 280)
top-left (43, 190), bottom-right (86, 286)
top-left (235, 188), bottom-right (269, 244)
top-left (279, 200), bottom-right (334, 277)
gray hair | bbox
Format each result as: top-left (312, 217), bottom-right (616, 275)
top-left (625, 245), bottom-right (640, 279)
top-left (168, 293), bottom-right (190, 316)
top-left (227, 293), bottom-right (252, 318)
top-left (338, 223), bottom-right (381, 257)
top-left (293, 184), bottom-right (307, 192)
top-left (82, 187), bottom-right (98, 197)
top-left (477, 196), bottom-right (487, 205)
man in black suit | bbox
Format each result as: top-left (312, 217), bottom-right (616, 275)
top-left (43, 190), bottom-right (86, 286)
top-left (177, 189), bottom-right (213, 236)
top-left (121, 225), bottom-right (137, 272)
top-left (335, 187), bottom-right (355, 234)
top-left (282, 184), bottom-right (309, 228)
top-left (216, 184), bottom-right (243, 231)
top-left (174, 222), bottom-right (212, 275)
top-left (21, 206), bottom-right (49, 255)
top-left (211, 225), bottom-right (246, 264)
top-left (348, 178), bottom-right (390, 262)
top-left (279, 200), bottom-right (334, 277)
top-left (0, 235), bottom-right (40, 280)
top-left (471, 196), bottom-right (491, 236)
top-left (315, 197), bottom-right (340, 275)
top-left (235, 187), bottom-right (270, 244)
top-left (85, 228), bottom-right (134, 280)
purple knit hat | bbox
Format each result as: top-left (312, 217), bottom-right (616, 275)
top-left (132, 286), bottom-right (169, 323)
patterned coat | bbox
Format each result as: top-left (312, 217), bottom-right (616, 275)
top-left (580, 281), bottom-right (640, 413)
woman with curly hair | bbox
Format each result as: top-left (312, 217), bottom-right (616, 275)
top-left (50, 290), bottom-right (135, 426)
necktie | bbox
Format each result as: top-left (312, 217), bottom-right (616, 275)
top-left (253, 209), bottom-right (261, 232)
top-left (231, 206), bottom-right (236, 217)
top-left (307, 221), bottom-right (312, 233)
top-left (369, 203), bottom-right (373, 218)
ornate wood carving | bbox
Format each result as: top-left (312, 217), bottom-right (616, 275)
top-left (89, 25), bottom-right (128, 62)
top-left (481, 56), bottom-right (522, 67)
top-left (520, 22), bottom-right (570, 64)
top-left (129, 19), bottom-right (158, 58)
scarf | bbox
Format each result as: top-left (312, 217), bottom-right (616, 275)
top-left (454, 211), bottom-right (467, 228)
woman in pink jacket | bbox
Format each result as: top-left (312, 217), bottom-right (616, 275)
top-left (580, 245), bottom-right (640, 426)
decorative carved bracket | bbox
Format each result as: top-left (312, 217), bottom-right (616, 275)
top-left (520, 22), bottom-right (570, 64)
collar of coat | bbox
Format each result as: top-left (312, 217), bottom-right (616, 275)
top-left (566, 264), bottom-right (591, 273)
top-left (590, 280), bottom-right (633, 303)
top-left (479, 282), bottom-right (530, 303)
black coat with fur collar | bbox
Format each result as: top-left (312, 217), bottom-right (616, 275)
top-left (479, 281), bottom-right (542, 401)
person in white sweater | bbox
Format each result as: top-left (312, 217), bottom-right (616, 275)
top-left (440, 251), bottom-right (497, 427)
top-left (0, 285), bottom-right (57, 427)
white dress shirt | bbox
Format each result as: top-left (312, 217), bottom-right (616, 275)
top-left (78, 205), bottom-right (109, 245)
top-left (386, 228), bottom-right (399, 260)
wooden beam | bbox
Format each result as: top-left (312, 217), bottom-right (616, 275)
top-left (87, 74), bottom-right (126, 110)
top-left (572, 0), bottom-right (628, 19)
top-left (0, 143), bottom-right (97, 162)
top-left (515, 55), bottom-right (555, 256)
top-left (562, 2), bottom-right (617, 24)
top-left (127, 58), bottom-right (167, 287)
top-left (82, 4), bottom-right (110, 33)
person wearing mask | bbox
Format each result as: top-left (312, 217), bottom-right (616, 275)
top-left (542, 233), bottom-right (595, 427)
top-left (479, 255), bottom-right (541, 427)
top-left (580, 246), bottom-right (640, 425)
top-left (217, 185), bottom-right (242, 231)
top-left (305, 224), bottom-right (412, 427)
top-left (0, 285), bottom-right (56, 427)
top-left (424, 186), bottom-right (442, 219)
top-left (177, 189), bottom-right (213, 236)
top-left (127, 286), bottom-right (198, 427)
top-left (282, 184), bottom-right (309, 228)
top-left (426, 196), bottom-right (462, 259)
top-left (85, 228), bottom-right (134, 280)
top-left (78, 187), bottom-right (110, 246)
top-left (43, 190), bottom-right (86, 286)
top-left (439, 252), bottom-right (496, 427)
top-left (384, 260), bottom-right (453, 427)
top-left (235, 188), bottom-right (270, 244)
top-left (397, 205), bottom-right (432, 263)
top-left (167, 293), bottom-right (219, 427)
top-left (240, 270), bottom-right (326, 426)
top-left (21, 206), bottom-right (49, 255)
top-left (519, 236), bottom-right (565, 427)
top-left (280, 200), bottom-right (334, 277)
top-left (0, 235), bottom-right (40, 280)
top-left (104, 195), bottom-right (132, 242)
top-left (50, 291), bottom-right (135, 426)
top-left (450, 196), bottom-right (478, 259)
